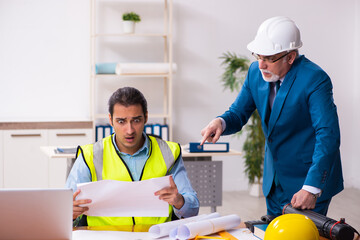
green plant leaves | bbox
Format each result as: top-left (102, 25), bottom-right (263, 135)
top-left (122, 12), bottom-right (141, 22)
top-left (219, 52), bottom-right (250, 92)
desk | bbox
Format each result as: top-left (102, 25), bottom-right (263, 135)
top-left (73, 222), bottom-right (358, 240)
top-left (41, 146), bottom-right (242, 212)
top-left (72, 223), bottom-right (251, 240)
top-left (40, 146), bottom-right (77, 179)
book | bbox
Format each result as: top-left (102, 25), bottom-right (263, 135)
top-left (253, 224), bottom-right (268, 240)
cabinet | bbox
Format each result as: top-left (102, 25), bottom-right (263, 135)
top-left (0, 131), bottom-right (4, 187)
top-left (0, 124), bottom-right (92, 188)
top-left (90, 0), bottom-right (174, 140)
top-left (3, 129), bottom-right (49, 188)
top-left (48, 129), bottom-right (93, 188)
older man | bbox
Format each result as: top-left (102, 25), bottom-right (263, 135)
top-left (201, 16), bottom-right (343, 216)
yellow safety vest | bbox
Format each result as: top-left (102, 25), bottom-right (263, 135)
top-left (77, 134), bottom-right (181, 226)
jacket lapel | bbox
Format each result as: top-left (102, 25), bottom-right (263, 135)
top-left (267, 57), bottom-right (302, 135)
top-left (259, 81), bottom-right (271, 133)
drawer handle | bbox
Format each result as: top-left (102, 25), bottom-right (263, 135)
top-left (56, 133), bottom-right (86, 137)
top-left (11, 134), bottom-right (41, 137)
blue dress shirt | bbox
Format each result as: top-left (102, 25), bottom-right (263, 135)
top-left (66, 133), bottom-right (199, 218)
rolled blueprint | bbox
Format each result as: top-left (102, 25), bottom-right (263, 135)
top-left (170, 214), bottom-right (241, 240)
top-left (95, 62), bottom-right (117, 74)
top-left (115, 62), bottom-right (177, 75)
top-left (148, 212), bottom-right (221, 239)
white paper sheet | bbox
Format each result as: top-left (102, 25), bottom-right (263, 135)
top-left (229, 228), bottom-right (260, 240)
top-left (72, 228), bottom-right (257, 240)
top-left (148, 212), bottom-right (221, 238)
top-left (77, 176), bottom-right (171, 217)
top-left (170, 214), bottom-right (241, 240)
top-left (73, 230), bottom-right (156, 240)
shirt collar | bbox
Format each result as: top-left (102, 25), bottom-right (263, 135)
top-left (112, 132), bottom-right (150, 157)
top-left (279, 76), bottom-right (285, 84)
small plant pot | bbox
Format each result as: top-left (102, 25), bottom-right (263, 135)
top-left (123, 21), bottom-right (135, 34)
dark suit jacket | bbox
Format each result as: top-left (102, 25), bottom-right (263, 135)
top-left (220, 55), bottom-right (344, 201)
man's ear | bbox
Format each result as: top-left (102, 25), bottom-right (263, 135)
top-left (144, 112), bottom-right (148, 124)
top-left (288, 51), bottom-right (297, 64)
top-left (109, 113), bottom-right (113, 126)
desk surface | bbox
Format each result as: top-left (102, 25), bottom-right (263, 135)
top-left (73, 223), bottom-right (357, 240)
top-left (181, 147), bottom-right (242, 157)
top-left (41, 146), bottom-right (242, 159)
top-left (40, 146), bottom-right (76, 159)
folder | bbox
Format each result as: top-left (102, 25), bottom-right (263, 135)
top-left (189, 142), bottom-right (229, 153)
top-left (95, 124), bottom-right (113, 141)
top-left (104, 125), bottom-right (113, 137)
top-left (144, 124), bottom-right (153, 135)
top-left (161, 125), bottom-right (169, 141)
top-left (152, 124), bottom-right (161, 138)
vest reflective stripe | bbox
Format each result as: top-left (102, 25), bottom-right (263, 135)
top-left (93, 140), bottom-right (103, 181)
top-left (79, 134), bottom-right (180, 226)
top-left (155, 137), bottom-right (175, 173)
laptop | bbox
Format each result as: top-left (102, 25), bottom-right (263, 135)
top-left (0, 188), bottom-right (73, 240)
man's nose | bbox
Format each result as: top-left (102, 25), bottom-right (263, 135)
top-left (126, 123), bottom-right (135, 134)
top-left (258, 59), bottom-right (267, 69)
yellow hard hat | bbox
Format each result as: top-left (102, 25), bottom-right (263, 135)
top-left (264, 213), bottom-right (319, 240)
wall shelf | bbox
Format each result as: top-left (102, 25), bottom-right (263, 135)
top-left (90, 0), bottom-right (174, 141)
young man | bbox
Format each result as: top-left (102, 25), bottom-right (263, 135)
top-left (66, 87), bottom-right (199, 226)
top-left (201, 16), bottom-right (343, 217)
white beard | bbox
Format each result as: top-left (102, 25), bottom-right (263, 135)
top-left (261, 70), bottom-right (280, 82)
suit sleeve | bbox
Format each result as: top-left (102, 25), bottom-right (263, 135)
top-left (305, 71), bottom-right (341, 189)
top-left (220, 64), bottom-right (257, 135)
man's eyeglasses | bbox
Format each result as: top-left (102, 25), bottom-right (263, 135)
top-left (252, 51), bottom-right (291, 63)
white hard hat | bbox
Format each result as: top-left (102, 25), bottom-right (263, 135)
top-left (247, 16), bottom-right (302, 56)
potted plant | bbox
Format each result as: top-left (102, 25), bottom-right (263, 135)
top-left (220, 52), bottom-right (265, 197)
top-left (122, 12), bottom-right (141, 34)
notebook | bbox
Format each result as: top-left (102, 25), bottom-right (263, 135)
top-left (0, 188), bottom-right (73, 240)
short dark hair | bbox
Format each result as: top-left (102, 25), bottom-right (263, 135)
top-left (108, 87), bottom-right (148, 117)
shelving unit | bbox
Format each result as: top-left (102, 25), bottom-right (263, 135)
top-left (90, 0), bottom-right (174, 141)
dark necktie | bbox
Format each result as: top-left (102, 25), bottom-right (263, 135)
top-left (265, 80), bottom-right (281, 125)
top-left (272, 80), bottom-right (281, 186)
top-left (275, 80), bottom-right (281, 95)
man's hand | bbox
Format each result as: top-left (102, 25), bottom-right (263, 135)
top-left (200, 118), bottom-right (223, 145)
top-left (291, 189), bottom-right (316, 210)
top-left (72, 189), bottom-right (92, 220)
top-left (154, 176), bottom-right (184, 210)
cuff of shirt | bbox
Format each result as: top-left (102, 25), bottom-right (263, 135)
top-left (218, 117), bottom-right (226, 133)
top-left (173, 195), bottom-right (198, 218)
top-left (302, 185), bottom-right (322, 195)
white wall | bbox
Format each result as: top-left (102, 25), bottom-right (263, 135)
top-left (172, 0), bottom-right (360, 190)
top-left (0, 0), bottom-right (359, 190)
top-left (350, 0), bottom-right (360, 189)
top-left (0, 0), bottom-right (90, 121)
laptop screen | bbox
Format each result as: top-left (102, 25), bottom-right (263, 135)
top-left (0, 188), bottom-right (72, 240)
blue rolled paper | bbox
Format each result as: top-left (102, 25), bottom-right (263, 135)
top-left (95, 62), bottom-right (117, 74)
